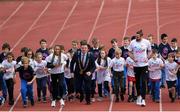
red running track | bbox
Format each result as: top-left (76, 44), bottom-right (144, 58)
top-left (0, 0), bottom-right (180, 111)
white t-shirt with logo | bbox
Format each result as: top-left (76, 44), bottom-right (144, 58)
top-left (46, 53), bottom-right (67, 74)
top-left (128, 38), bottom-right (151, 67)
top-left (165, 61), bottom-right (178, 81)
top-left (95, 57), bottom-right (112, 83)
top-left (110, 57), bottom-right (125, 72)
top-left (148, 58), bottom-right (163, 80)
top-left (2, 60), bottom-right (16, 80)
top-left (34, 60), bottom-right (47, 78)
top-left (126, 57), bottom-right (135, 78)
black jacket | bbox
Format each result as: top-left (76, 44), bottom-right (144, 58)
top-left (70, 50), bottom-right (96, 76)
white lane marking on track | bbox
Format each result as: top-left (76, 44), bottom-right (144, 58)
top-left (87, 0), bottom-right (105, 43)
top-left (108, 94), bottom-right (114, 112)
top-left (156, 0), bottom-right (162, 111)
top-left (9, 93), bottom-right (21, 112)
top-left (10, 1), bottom-right (52, 52)
top-left (49, 0), bottom-right (79, 47)
top-left (8, 2), bottom-right (52, 111)
top-left (156, 0), bottom-right (160, 44)
top-left (0, 2), bottom-right (24, 28)
top-left (122, 0), bottom-right (132, 45)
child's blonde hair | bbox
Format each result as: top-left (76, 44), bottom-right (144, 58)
top-left (21, 56), bottom-right (29, 64)
top-left (115, 48), bottom-right (122, 55)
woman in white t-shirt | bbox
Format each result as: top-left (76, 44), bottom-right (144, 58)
top-left (165, 53), bottom-right (179, 102)
top-left (46, 45), bottom-right (67, 107)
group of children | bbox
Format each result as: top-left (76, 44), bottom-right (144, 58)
top-left (0, 32), bottom-right (179, 108)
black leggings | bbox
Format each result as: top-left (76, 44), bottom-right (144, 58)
top-left (134, 66), bottom-right (148, 99)
top-left (51, 73), bottom-right (64, 101)
top-left (5, 78), bottom-right (14, 101)
top-left (98, 81), bottom-right (110, 97)
top-left (65, 78), bottom-right (74, 95)
top-left (91, 79), bottom-right (96, 98)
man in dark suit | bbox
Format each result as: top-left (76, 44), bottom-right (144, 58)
top-left (70, 40), bottom-right (96, 105)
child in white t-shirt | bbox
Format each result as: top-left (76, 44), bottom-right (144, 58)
top-left (95, 48), bottom-right (112, 101)
top-left (148, 49), bottom-right (164, 103)
top-left (110, 48), bottom-right (125, 102)
top-left (165, 53), bottom-right (179, 102)
top-left (34, 52), bottom-right (48, 103)
top-left (1, 52), bottom-right (16, 105)
top-left (126, 56), bottom-right (137, 102)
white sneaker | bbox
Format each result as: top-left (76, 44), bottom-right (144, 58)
top-left (0, 97), bottom-right (5, 106)
top-left (141, 99), bottom-right (146, 107)
top-left (136, 96), bottom-right (142, 105)
top-left (60, 99), bottom-right (65, 106)
top-left (97, 97), bottom-right (103, 102)
top-left (91, 98), bottom-right (96, 102)
top-left (51, 100), bottom-right (56, 107)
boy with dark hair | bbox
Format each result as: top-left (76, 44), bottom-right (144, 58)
top-left (108, 38), bottom-right (119, 59)
top-left (36, 39), bottom-right (49, 60)
top-left (16, 47), bottom-right (29, 64)
top-left (170, 38), bottom-right (179, 54)
top-left (121, 37), bottom-right (130, 60)
top-left (147, 34), bottom-right (159, 51)
top-left (0, 43), bottom-right (11, 63)
top-left (108, 38), bottom-right (119, 94)
top-left (165, 53), bottom-right (179, 102)
top-left (89, 38), bottom-right (101, 102)
top-left (68, 40), bottom-right (79, 54)
top-left (159, 33), bottom-right (171, 88)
